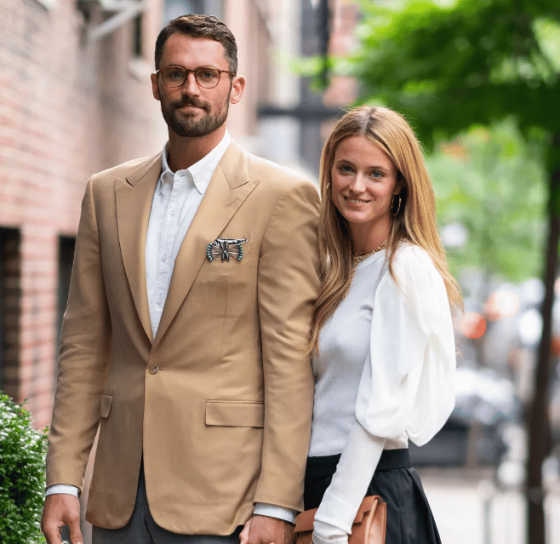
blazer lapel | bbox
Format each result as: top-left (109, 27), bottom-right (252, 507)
top-left (115, 153), bottom-right (162, 342)
top-left (154, 142), bottom-right (259, 345)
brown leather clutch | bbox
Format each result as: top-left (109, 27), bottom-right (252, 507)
top-left (294, 495), bottom-right (387, 544)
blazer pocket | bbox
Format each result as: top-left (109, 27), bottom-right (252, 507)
top-left (100, 393), bottom-right (113, 418)
top-left (205, 400), bottom-right (264, 428)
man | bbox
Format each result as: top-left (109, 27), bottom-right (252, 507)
top-left (41, 14), bottom-right (320, 544)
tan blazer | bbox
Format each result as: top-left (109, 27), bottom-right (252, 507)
top-left (46, 142), bottom-right (320, 534)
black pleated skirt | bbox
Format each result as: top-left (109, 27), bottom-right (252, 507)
top-left (304, 449), bottom-right (442, 544)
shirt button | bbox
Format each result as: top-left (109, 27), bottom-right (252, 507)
top-left (162, 255), bottom-right (167, 262)
top-left (157, 297), bottom-right (162, 305)
top-left (149, 365), bottom-right (159, 375)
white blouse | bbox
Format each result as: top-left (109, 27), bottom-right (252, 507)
top-left (311, 244), bottom-right (456, 544)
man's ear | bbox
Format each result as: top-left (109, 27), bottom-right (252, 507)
top-left (151, 73), bottom-right (161, 101)
top-left (230, 75), bottom-right (246, 105)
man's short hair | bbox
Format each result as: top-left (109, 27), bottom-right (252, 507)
top-left (154, 14), bottom-right (238, 74)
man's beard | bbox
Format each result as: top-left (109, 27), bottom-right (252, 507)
top-left (161, 93), bottom-right (230, 137)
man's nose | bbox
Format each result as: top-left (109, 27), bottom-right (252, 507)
top-left (182, 72), bottom-right (200, 95)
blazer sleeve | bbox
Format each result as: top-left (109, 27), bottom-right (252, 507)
top-left (253, 179), bottom-right (320, 512)
top-left (46, 177), bottom-right (112, 493)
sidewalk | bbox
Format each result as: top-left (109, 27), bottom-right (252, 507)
top-left (419, 467), bottom-right (560, 544)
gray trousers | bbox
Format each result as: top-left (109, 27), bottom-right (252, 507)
top-left (92, 467), bottom-right (242, 544)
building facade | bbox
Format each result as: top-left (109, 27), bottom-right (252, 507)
top-left (1, 0), bottom-right (164, 429)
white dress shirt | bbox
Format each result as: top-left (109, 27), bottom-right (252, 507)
top-left (47, 131), bottom-right (296, 524)
top-left (145, 132), bottom-right (231, 338)
top-left (310, 244), bottom-right (456, 544)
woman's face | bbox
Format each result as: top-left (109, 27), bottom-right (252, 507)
top-left (330, 136), bottom-right (401, 241)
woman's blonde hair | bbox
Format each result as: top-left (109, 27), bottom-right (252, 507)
top-left (309, 106), bottom-right (462, 351)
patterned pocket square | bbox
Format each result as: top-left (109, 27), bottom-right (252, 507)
top-left (206, 238), bottom-right (248, 262)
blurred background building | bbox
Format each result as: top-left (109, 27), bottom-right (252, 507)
top-left (2, 0), bottom-right (560, 543)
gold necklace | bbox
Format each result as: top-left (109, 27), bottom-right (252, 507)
top-left (353, 238), bottom-right (388, 258)
top-left (344, 239), bottom-right (388, 299)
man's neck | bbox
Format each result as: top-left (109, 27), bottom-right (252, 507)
top-left (166, 126), bottom-right (226, 172)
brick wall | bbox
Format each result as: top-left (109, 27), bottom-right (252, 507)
top-left (321, 0), bottom-right (359, 107)
top-left (0, 0), bottom-right (166, 429)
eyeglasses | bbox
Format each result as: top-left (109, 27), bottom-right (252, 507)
top-left (156, 65), bottom-right (235, 89)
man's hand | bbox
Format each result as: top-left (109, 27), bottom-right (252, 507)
top-left (239, 515), bottom-right (295, 544)
top-left (41, 494), bottom-right (83, 544)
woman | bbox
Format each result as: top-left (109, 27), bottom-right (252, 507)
top-left (305, 106), bottom-right (462, 544)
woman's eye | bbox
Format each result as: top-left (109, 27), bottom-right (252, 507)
top-left (370, 170), bottom-right (383, 178)
top-left (338, 165), bottom-right (353, 173)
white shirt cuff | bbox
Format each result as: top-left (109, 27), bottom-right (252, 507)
top-left (253, 502), bottom-right (297, 524)
top-left (45, 484), bottom-right (79, 497)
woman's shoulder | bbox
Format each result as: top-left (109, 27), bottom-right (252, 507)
top-left (390, 242), bottom-right (437, 278)
top-left (394, 242), bottom-right (433, 265)
top-left (385, 243), bottom-right (445, 299)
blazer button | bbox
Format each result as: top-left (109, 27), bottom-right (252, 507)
top-left (149, 365), bottom-right (159, 375)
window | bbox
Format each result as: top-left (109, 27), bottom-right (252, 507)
top-left (163, 0), bottom-right (223, 23)
top-left (0, 228), bottom-right (21, 398)
top-left (133, 13), bottom-right (143, 57)
top-left (56, 236), bottom-right (76, 360)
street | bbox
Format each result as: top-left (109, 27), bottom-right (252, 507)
top-left (420, 468), bottom-right (560, 544)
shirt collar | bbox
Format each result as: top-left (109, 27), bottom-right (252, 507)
top-left (159, 131), bottom-right (232, 195)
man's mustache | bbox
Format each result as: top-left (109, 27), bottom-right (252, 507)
top-left (171, 96), bottom-right (211, 112)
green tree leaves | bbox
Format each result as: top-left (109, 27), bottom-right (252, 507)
top-left (427, 120), bottom-right (547, 282)
top-left (344, 0), bottom-right (560, 146)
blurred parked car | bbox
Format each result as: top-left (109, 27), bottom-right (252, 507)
top-left (410, 365), bottom-right (518, 466)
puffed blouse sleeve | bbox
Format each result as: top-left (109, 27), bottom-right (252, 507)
top-left (355, 244), bottom-right (456, 446)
